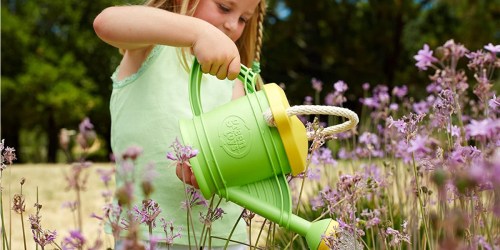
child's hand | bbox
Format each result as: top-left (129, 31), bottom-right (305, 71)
top-left (176, 161), bottom-right (200, 189)
top-left (192, 26), bottom-right (241, 81)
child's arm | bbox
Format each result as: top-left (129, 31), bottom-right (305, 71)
top-left (93, 5), bottom-right (240, 80)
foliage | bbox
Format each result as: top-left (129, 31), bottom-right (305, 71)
top-left (261, 0), bottom-right (500, 105)
top-left (1, 0), bottom-right (141, 162)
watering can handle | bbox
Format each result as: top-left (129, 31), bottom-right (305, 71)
top-left (263, 105), bottom-right (359, 140)
top-left (189, 58), bottom-right (259, 116)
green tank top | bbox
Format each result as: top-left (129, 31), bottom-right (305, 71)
top-left (110, 45), bottom-right (247, 246)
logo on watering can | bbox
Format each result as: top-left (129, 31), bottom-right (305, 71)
top-left (219, 115), bottom-right (251, 158)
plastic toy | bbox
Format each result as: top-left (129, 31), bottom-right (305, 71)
top-left (180, 59), bottom-right (358, 249)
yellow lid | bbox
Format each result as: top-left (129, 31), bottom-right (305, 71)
top-left (263, 83), bottom-right (307, 176)
top-left (317, 220), bottom-right (339, 250)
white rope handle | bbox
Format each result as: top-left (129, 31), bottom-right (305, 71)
top-left (263, 105), bottom-right (359, 140)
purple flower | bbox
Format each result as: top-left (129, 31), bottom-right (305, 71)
top-left (200, 207), bottom-right (226, 226)
top-left (414, 44), bottom-right (438, 70)
top-left (359, 97), bottom-right (378, 108)
top-left (160, 218), bottom-right (182, 245)
top-left (489, 94), bottom-right (499, 112)
top-left (412, 100), bottom-right (430, 114)
top-left (12, 194), bottom-right (26, 214)
top-left (387, 117), bottom-right (406, 133)
top-left (305, 167), bottom-right (322, 181)
top-left (362, 82), bottom-right (370, 91)
top-left (311, 78), bottom-right (323, 92)
top-left (484, 43), bottom-right (500, 53)
top-left (303, 95), bottom-right (313, 105)
top-left (79, 117), bottom-right (94, 133)
top-left (1, 139), bottom-right (17, 171)
top-left (407, 135), bottom-right (432, 157)
top-left (181, 186), bottom-right (208, 209)
top-left (96, 168), bottom-right (115, 186)
top-left (443, 39), bottom-right (469, 58)
top-left (311, 147), bottom-right (336, 166)
top-left (359, 132), bottom-right (380, 146)
top-left (122, 145), bottom-right (143, 160)
top-left (33, 229), bottom-right (58, 248)
top-left (392, 85), bottom-right (408, 99)
top-left (466, 118), bottom-right (500, 140)
top-left (166, 138), bottom-right (199, 163)
top-left (61, 230), bottom-right (86, 250)
top-left (389, 103), bottom-right (399, 111)
top-left (132, 199), bottom-right (162, 228)
top-left (77, 117), bottom-right (96, 149)
top-left (449, 145), bottom-right (482, 165)
top-left (333, 80), bottom-right (348, 93)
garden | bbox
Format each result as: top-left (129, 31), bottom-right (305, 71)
top-left (1, 1), bottom-right (499, 250)
top-left (2, 39), bottom-right (499, 250)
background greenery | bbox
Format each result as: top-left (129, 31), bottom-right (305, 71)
top-left (2, 0), bottom-right (499, 163)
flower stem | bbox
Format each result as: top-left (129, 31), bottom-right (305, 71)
top-left (0, 187), bottom-right (10, 250)
top-left (20, 212), bottom-right (27, 250)
top-left (224, 211), bottom-right (244, 249)
top-left (411, 153), bottom-right (431, 250)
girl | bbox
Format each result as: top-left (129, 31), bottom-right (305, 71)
top-left (93, 0), bottom-right (266, 249)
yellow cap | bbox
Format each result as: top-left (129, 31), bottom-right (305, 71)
top-left (317, 220), bottom-right (339, 250)
top-left (263, 83), bottom-right (307, 176)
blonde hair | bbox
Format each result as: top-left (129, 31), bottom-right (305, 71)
top-left (143, 0), bottom-right (267, 73)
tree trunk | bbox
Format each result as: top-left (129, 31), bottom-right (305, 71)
top-left (47, 111), bottom-right (58, 163)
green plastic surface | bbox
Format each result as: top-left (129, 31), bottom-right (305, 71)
top-left (179, 59), bottom-right (333, 249)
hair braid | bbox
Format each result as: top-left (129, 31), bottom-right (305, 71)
top-left (254, 1), bottom-right (266, 63)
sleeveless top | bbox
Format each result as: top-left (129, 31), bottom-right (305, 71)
top-left (110, 45), bottom-right (247, 246)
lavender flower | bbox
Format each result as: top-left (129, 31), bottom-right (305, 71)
top-left (76, 117), bottom-right (96, 150)
top-left (466, 118), bottom-right (500, 141)
top-left (122, 145), bottom-right (143, 161)
top-left (392, 85), bottom-right (408, 99)
top-left (12, 194), bottom-right (26, 214)
top-left (96, 168), bottom-right (114, 186)
top-left (33, 229), bottom-right (58, 248)
top-left (29, 213), bottom-right (58, 249)
top-left (160, 218), bottom-right (182, 246)
top-left (200, 207), bottom-right (225, 227)
top-left (311, 78), bottom-right (323, 92)
top-left (385, 224), bottom-right (411, 247)
top-left (333, 80), bottom-right (348, 93)
top-left (311, 147), bottom-right (336, 166)
top-left (414, 44), bottom-right (438, 70)
top-left (64, 161), bottom-right (92, 191)
top-left (360, 209), bottom-right (382, 228)
top-left (1, 139), bottom-right (17, 171)
top-left (132, 199), bottom-right (162, 228)
top-left (61, 230), bottom-right (86, 250)
top-left (303, 95), bottom-right (313, 105)
top-left (166, 138), bottom-right (198, 163)
top-left (181, 186), bottom-right (208, 209)
top-left (484, 43), bottom-right (500, 53)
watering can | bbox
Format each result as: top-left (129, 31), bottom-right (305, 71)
top-left (179, 59), bottom-right (359, 249)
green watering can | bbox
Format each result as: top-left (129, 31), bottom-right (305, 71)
top-left (179, 59), bottom-right (359, 250)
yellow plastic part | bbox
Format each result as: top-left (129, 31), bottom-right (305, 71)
top-left (318, 220), bottom-right (339, 250)
top-left (263, 83), bottom-right (307, 176)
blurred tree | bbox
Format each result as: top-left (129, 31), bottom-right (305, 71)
top-left (260, 0), bottom-right (499, 107)
top-left (1, 0), bottom-right (140, 162)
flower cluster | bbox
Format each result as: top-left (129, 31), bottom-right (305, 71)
top-left (288, 40), bottom-right (499, 249)
top-left (0, 139), bottom-right (17, 171)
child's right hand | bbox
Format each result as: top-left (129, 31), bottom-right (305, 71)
top-left (192, 26), bottom-right (241, 81)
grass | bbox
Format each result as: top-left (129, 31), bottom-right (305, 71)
top-left (1, 163), bottom-right (115, 249)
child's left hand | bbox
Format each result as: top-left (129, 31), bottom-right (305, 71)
top-left (176, 161), bottom-right (200, 189)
